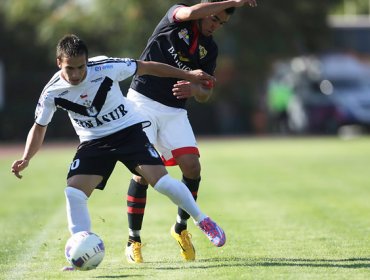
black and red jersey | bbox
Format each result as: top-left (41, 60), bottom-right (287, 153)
top-left (130, 4), bottom-right (218, 109)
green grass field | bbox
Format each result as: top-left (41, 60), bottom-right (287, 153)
top-left (0, 137), bottom-right (369, 279)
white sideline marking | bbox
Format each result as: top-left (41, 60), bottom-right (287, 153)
top-left (4, 207), bottom-right (65, 280)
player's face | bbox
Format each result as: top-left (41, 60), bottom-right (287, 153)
top-left (57, 55), bottom-right (87, 86)
top-left (200, 11), bottom-right (230, 37)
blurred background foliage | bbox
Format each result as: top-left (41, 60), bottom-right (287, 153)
top-left (0, 0), bottom-right (360, 140)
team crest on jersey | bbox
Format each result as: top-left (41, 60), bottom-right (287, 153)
top-left (81, 100), bottom-right (98, 116)
top-left (146, 143), bottom-right (160, 158)
top-left (178, 28), bottom-right (190, 45)
top-left (86, 106), bottom-right (98, 117)
top-left (199, 45), bottom-right (207, 59)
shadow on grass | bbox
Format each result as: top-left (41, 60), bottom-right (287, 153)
top-left (214, 257), bottom-right (370, 269)
top-left (128, 257), bottom-right (370, 270)
top-left (93, 257), bottom-right (370, 278)
top-left (206, 257), bottom-right (370, 269)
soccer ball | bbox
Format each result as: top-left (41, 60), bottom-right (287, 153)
top-left (65, 231), bottom-right (105, 270)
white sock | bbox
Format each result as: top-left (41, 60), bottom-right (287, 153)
top-left (64, 187), bottom-right (91, 234)
top-left (176, 215), bottom-right (188, 225)
top-left (154, 174), bottom-right (207, 222)
top-left (128, 229), bottom-right (140, 237)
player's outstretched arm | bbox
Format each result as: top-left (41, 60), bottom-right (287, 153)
top-left (175, 0), bottom-right (257, 22)
top-left (136, 60), bottom-right (215, 85)
top-left (11, 123), bottom-right (47, 179)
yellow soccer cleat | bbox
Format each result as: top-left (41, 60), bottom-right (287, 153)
top-left (125, 241), bottom-right (143, 264)
top-left (171, 225), bottom-right (195, 261)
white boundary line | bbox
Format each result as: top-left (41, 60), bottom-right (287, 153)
top-left (3, 206), bottom-right (66, 280)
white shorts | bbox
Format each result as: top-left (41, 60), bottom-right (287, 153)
top-left (127, 88), bottom-right (199, 165)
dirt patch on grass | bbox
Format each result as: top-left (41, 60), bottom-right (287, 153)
top-left (0, 141), bottom-right (78, 159)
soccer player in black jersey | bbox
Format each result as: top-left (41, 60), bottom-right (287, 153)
top-left (125, 0), bottom-right (257, 263)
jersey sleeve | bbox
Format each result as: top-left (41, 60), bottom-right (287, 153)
top-left (115, 58), bottom-right (138, 81)
top-left (89, 57), bottom-right (137, 82)
top-left (34, 91), bottom-right (56, 126)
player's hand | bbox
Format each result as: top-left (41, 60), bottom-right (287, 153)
top-left (173, 80), bottom-right (213, 102)
top-left (11, 159), bottom-right (29, 179)
top-left (187, 69), bottom-right (216, 85)
top-left (202, 79), bottom-right (215, 89)
top-left (235, 0), bottom-right (257, 7)
top-left (173, 81), bottom-right (194, 99)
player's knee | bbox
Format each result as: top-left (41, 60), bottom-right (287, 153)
top-left (65, 186), bottom-right (88, 201)
top-left (137, 165), bottom-right (168, 187)
top-left (132, 174), bottom-right (148, 185)
top-left (180, 160), bottom-right (201, 179)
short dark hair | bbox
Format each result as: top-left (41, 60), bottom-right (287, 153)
top-left (201, 0), bottom-right (236, 15)
top-left (56, 34), bottom-right (88, 60)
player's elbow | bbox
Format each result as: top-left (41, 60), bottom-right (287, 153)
top-left (176, 7), bottom-right (195, 21)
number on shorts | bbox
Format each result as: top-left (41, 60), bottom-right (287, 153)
top-left (70, 159), bottom-right (80, 170)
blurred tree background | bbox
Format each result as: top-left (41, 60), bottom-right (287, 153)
top-left (0, 0), bottom-right (347, 140)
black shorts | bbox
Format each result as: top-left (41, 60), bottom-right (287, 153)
top-left (67, 123), bottom-right (163, 190)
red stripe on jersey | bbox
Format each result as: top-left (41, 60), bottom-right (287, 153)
top-left (127, 206), bottom-right (145, 214)
top-left (189, 22), bottom-right (200, 55)
top-left (127, 195), bottom-right (146, 203)
top-left (162, 147), bottom-right (200, 166)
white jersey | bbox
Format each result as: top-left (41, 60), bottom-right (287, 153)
top-left (35, 56), bottom-right (146, 142)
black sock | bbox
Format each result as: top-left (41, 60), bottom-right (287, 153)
top-left (175, 176), bottom-right (200, 234)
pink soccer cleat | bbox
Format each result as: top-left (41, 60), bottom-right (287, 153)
top-left (196, 217), bottom-right (226, 247)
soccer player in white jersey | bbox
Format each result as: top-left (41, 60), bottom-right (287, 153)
top-left (10, 34), bottom-right (225, 268)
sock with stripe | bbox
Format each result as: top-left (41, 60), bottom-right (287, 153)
top-left (127, 179), bottom-right (148, 245)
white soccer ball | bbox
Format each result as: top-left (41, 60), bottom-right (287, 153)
top-left (65, 231), bottom-right (105, 270)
